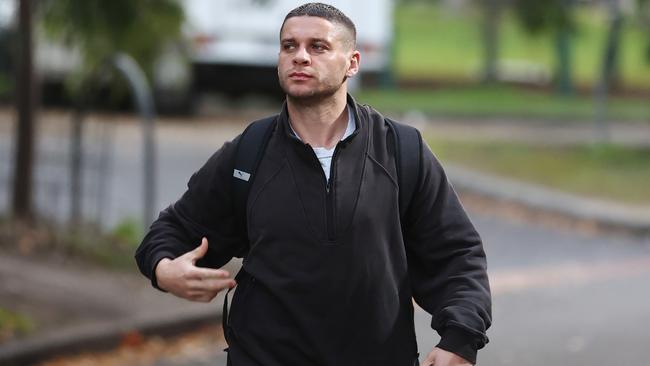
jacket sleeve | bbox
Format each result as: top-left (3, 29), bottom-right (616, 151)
top-left (134, 135), bottom-right (247, 290)
top-left (403, 139), bottom-right (492, 364)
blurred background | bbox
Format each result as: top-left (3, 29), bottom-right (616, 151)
top-left (0, 0), bottom-right (649, 365)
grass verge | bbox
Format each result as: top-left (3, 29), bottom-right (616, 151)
top-left (0, 307), bottom-right (35, 343)
top-left (0, 217), bottom-right (144, 271)
top-left (395, 3), bottom-right (650, 88)
top-left (355, 86), bottom-right (650, 122)
top-left (427, 137), bottom-right (650, 205)
top-left (0, 72), bottom-right (10, 98)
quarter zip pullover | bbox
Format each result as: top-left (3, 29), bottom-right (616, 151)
top-left (135, 95), bottom-right (491, 366)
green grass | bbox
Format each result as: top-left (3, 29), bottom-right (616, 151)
top-left (355, 86), bottom-right (650, 121)
top-left (427, 138), bottom-right (650, 204)
top-left (0, 72), bottom-right (10, 96)
top-left (0, 308), bottom-right (35, 342)
top-left (394, 3), bottom-right (650, 88)
top-left (0, 218), bottom-right (144, 272)
top-left (60, 218), bottom-right (144, 270)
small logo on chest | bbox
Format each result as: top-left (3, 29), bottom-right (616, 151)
top-left (233, 169), bottom-right (251, 182)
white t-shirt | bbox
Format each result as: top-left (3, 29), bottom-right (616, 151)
top-left (290, 107), bottom-right (357, 182)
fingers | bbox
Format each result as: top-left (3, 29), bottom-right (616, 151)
top-left (187, 277), bottom-right (237, 291)
top-left (420, 349), bottom-right (437, 366)
top-left (185, 277), bottom-right (236, 303)
top-left (187, 290), bottom-right (219, 303)
top-left (192, 267), bottom-right (231, 280)
top-left (166, 237), bottom-right (239, 303)
top-left (186, 237), bottom-right (209, 264)
top-left (187, 267), bottom-right (237, 292)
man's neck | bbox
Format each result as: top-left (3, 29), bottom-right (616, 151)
top-left (287, 88), bottom-right (349, 149)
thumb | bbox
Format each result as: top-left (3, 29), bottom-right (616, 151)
top-left (189, 237), bottom-right (209, 264)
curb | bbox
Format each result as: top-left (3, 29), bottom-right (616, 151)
top-left (446, 164), bottom-right (650, 236)
top-left (0, 307), bottom-right (222, 366)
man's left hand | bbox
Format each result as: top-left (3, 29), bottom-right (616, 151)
top-left (420, 347), bottom-right (472, 366)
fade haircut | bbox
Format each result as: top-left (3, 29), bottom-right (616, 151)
top-left (280, 2), bottom-right (357, 48)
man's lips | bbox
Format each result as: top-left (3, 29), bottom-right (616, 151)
top-left (289, 72), bottom-right (313, 80)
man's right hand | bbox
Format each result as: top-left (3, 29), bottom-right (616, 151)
top-left (155, 237), bottom-right (236, 302)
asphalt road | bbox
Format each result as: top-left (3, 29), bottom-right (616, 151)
top-left (428, 213), bottom-right (650, 366)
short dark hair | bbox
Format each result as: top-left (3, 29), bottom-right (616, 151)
top-left (280, 2), bottom-right (357, 47)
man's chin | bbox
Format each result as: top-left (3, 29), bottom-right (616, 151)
top-left (287, 90), bottom-right (318, 99)
top-left (283, 86), bottom-right (341, 104)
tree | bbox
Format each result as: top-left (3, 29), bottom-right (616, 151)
top-left (598, 0), bottom-right (624, 92)
top-left (593, 0), bottom-right (624, 143)
top-left (13, 0), bottom-right (36, 221)
top-left (513, 0), bottom-right (576, 95)
top-left (38, 0), bottom-right (184, 96)
top-left (37, 1), bottom-right (184, 226)
top-left (639, 0), bottom-right (650, 63)
top-left (481, 0), bottom-right (502, 83)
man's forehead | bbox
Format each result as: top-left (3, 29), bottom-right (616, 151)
top-left (280, 16), bottom-right (347, 42)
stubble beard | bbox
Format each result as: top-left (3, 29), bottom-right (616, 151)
top-left (279, 74), bottom-right (347, 107)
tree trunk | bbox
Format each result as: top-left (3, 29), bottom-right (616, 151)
top-left (593, 0), bottom-right (623, 143)
top-left (12, 0), bottom-right (37, 221)
top-left (482, 0), bottom-right (500, 83)
top-left (554, 0), bottom-right (575, 95)
top-left (555, 28), bottom-right (573, 95)
top-left (601, 0), bottom-right (624, 91)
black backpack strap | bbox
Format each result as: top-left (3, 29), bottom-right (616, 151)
top-left (385, 118), bottom-right (422, 222)
top-left (224, 115), bottom-right (275, 350)
top-left (232, 115), bottom-right (277, 247)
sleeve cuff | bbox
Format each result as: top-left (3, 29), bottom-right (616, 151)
top-left (436, 327), bottom-right (479, 365)
top-left (150, 252), bottom-right (175, 292)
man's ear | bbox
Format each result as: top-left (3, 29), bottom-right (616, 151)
top-left (346, 50), bottom-right (361, 78)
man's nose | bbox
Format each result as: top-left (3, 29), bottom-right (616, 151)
top-left (293, 47), bottom-right (310, 65)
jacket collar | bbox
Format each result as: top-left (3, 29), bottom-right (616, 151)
top-left (278, 93), bottom-right (364, 145)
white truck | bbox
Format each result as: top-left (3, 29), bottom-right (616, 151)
top-left (178, 0), bottom-right (394, 96)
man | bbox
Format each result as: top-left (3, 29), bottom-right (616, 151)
top-left (135, 3), bottom-right (491, 366)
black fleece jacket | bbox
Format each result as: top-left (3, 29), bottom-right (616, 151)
top-left (135, 95), bottom-right (491, 365)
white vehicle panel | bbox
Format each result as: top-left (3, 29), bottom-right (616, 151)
top-left (183, 0), bottom-right (393, 71)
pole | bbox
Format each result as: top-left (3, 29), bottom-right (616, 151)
top-left (12, 0), bottom-right (36, 220)
top-left (112, 53), bottom-right (157, 227)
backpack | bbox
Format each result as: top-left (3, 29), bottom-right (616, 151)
top-left (231, 114), bottom-right (422, 251)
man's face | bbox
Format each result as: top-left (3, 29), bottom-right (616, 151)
top-left (278, 16), bottom-right (360, 102)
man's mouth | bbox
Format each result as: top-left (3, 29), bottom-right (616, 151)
top-left (289, 72), bottom-right (313, 80)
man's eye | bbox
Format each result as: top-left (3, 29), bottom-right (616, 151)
top-left (312, 44), bottom-right (326, 51)
top-left (282, 44), bottom-right (295, 50)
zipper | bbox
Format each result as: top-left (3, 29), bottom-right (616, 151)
top-left (325, 144), bottom-right (341, 241)
top-left (305, 143), bottom-right (341, 241)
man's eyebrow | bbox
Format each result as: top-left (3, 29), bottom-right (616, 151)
top-left (280, 37), bottom-right (331, 44)
top-left (310, 38), bottom-right (331, 45)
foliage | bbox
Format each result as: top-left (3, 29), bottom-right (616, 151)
top-left (59, 218), bottom-right (145, 270)
top-left (639, 0), bottom-right (650, 62)
top-left (0, 72), bottom-right (9, 96)
top-left (0, 218), bottom-right (142, 271)
top-left (428, 138), bottom-right (650, 204)
top-left (110, 217), bottom-right (145, 248)
top-left (355, 86), bottom-right (650, 122)
top-left (0, 307), bottom-right (34, 342)
top-left (512, 0), bottom-right (575, 35)
top-left (38, 0), bottom-right (184, 94)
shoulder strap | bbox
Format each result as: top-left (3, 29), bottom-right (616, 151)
top-left (224, 116), bottom-right (275, 344)
top-left (385, 118), bottom-right (422, 222)
top-left (232, 115), bottom-right (277, 250)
